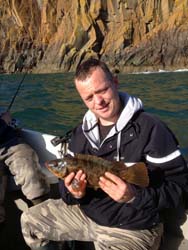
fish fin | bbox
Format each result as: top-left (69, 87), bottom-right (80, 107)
top-left (75, 153), bottom-right (90, 160)
top-left (71, 179), bottom-right (81, 191)
top-left (76, 154), bottom-right (106, 166)
top-left (122, 162), bottom-right (149, 187)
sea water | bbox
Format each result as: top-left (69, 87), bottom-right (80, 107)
top-left (0, 71), bottom-right (188, 160)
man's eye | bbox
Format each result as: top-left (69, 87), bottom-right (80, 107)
top-left (86, 96), bottom-right (93, 102)
top-left (101, 87), bottom-right (108, 94)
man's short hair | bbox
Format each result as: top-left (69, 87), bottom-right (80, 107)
top-left (75, 58), bottom-right (113, 82)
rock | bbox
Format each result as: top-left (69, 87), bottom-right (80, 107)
top-left (0, 0), bottom-right (188, 73)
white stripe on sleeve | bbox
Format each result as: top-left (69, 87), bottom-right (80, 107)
top-left (146, 149), bottom-right (181, 164)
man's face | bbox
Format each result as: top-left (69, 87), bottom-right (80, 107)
top-left (75, 67), bottom-right (121, 125)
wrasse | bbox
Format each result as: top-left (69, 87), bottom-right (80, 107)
top-left (45, 154), bottom-right (149, 190)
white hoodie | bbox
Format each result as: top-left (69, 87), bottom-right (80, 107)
top-left (82, 93), bottom-right (143, 159)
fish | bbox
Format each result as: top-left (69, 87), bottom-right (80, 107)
top-left (45, 154), bottom-right (149, 190)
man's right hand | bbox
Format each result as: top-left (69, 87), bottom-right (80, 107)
top-left (0, 111), bottom-right (12, 125)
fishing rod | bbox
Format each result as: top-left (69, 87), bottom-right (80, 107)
top-left (7, 71), bottom-right (28, 112)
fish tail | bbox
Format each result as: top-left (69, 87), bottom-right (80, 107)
top-left (122, 163), bottom-right (149, 187)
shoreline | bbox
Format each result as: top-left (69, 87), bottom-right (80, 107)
top-left (1, 67), bottom-right (188, 76)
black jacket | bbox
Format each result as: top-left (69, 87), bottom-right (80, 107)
top-left (59, 94), bottom-right (188, 230)
top-left (0, 118), bottom-right (22, 148)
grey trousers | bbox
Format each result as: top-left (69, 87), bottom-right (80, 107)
top-left (0, 143), bottom-right (50, 223)
top-left (21, 199), bottom-right (163, 250)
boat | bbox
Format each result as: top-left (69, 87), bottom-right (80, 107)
top-left (3, 129), bottom-right (188, 250)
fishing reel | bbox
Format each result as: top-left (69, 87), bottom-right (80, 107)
top-left (51, 129), bottom-right (72, 157)
top-left (9, 118), bottom-right (20, 128)
top-left (51, 129), bottom-right (72, 147)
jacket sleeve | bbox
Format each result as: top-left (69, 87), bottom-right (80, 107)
top-left (0, 118), bottom-right (8, 137)
top-left (130, 121), bottom-right (188, 211)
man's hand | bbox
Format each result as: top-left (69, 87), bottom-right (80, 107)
top-left (64, 170), bottom-right (87, 199)
top-left (0, 111), bottom-right (12, 125)
top-left (99, 172), bottom-right (135, 203)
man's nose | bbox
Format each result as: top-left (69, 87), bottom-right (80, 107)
top-left (94, 95), bottom-right (103, 104)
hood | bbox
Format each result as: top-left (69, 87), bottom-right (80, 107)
top-left (82, 93), bottom-right (143, 151)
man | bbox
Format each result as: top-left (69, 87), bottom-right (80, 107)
top-left (21, 58), bottom-right (188, 250)
top-left (0, 111), bottom-right (50, 227)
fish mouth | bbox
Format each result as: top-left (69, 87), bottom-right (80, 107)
top-left (45, 159), bottom-right (68, 178)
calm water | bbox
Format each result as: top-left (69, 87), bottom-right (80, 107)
top-left (0, 71), bottom-right (188, 160)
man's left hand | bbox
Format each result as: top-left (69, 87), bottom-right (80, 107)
top-left (99, 172), bottom-right (135, 203)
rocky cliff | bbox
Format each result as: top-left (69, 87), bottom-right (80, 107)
top-left (1, 0), bottom-right (188, 74)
